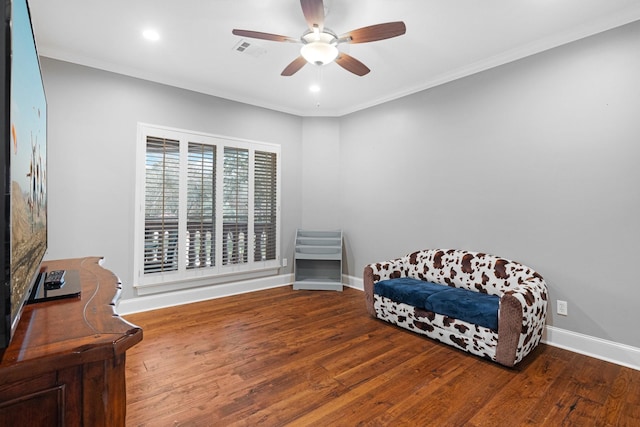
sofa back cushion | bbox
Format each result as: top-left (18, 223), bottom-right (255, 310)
top-left (403, 249), bottom-right (542, 297)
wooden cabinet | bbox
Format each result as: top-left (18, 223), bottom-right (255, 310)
top-left (0, 257), bottom-right (142, 426)
top-left (293, 229), bottom-right (343, 291)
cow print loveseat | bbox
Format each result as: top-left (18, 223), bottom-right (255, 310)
top-left (364, 249), bottom-right (548, 367)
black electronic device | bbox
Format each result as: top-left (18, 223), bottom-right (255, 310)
top-left (29, 270), bottom-right (81, 303)
top-left (44, 270), bottom-right (66, 289)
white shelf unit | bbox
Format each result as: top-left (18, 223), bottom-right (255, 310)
top-left (293, 229), bottom-right (343, 291)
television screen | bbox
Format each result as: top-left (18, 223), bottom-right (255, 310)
top-left (1, 0), bottom-right (48, 349)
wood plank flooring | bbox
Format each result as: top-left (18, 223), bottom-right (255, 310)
top-left (123, 286), bottom-right (640, 426)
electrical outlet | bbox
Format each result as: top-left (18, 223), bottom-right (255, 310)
top-left (557, 300), bottom-right (568, 316)
top-left (282, 258), bottom-right (287, 267)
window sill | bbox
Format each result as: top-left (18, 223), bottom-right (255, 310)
top-left (134, 266), bottom-right (282, 296)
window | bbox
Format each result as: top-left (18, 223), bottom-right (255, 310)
top-left (134, 124), bottom-right (281, 292)
top-left (254, 151), bottom-right (278, 262)
top-left (223, 147), bottom-right (249, 265)
top-left (187, 142), bottom-right (216, 270)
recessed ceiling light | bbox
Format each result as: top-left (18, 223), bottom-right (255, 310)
top-left (142, 29), bottom-right (160, 41)
top-left (309, 84), bottom-right (321, 93)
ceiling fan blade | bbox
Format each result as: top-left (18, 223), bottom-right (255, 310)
top-left (340, 21), bottom-right (406, 44)
top-left (300, 0), bottom-right (325, 32)
top-left (232, 29), bottom-right (298, 43)
top-left (281, 56), bottom-right (308, 76)
top-left (335, 53), bottom-right (370, 76)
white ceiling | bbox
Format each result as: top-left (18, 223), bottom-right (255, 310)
top-left (28, 0), bottom-right (640, 117)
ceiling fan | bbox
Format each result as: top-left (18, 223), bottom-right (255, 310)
top-left (232, 0), bottom-right (406, 77)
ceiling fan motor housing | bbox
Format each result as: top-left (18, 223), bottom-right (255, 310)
top-left (300, 29), bottom-right (339, 65)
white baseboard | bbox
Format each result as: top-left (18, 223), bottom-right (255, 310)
top-left (542, 326), bottom-right (640, 371)
top-left (343, 273), bottom-right (364, 291)
top-left (117, 273), bottom-right (294, 315)
top-left (343, 274), bottom-right (640, 371)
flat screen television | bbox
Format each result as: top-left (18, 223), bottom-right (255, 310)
top-left (1, 0), bottom-right (48, 350)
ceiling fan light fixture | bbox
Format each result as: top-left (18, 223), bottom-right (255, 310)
top-left (301, 41), bottom-right (338, 66)
top-left (142, 29), bottom-right (160, 41)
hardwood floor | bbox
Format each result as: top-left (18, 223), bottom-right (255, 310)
top-left (124, 286), bottom-right (640, 426)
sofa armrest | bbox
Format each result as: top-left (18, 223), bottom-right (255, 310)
top-left (363, 258), bottom-right (406, 317)
top-left (367, 258), bottom-right (407, 282)
top-left (363, 266), bottom-right (376, 316)
top-left (495, 278), bottom-right (549, 366)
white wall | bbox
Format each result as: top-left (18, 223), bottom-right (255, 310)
top-left (41, 59), bottom-right (304, 300)
top-left (338, 21), bottom-right (640, 347)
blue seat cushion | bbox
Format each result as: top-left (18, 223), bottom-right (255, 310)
top-left (374, 278), bottom-right (448, 311)
top-left (427, 287), bottom-right (499, 331)
top-left (374, 277), bottom-right (500, 331)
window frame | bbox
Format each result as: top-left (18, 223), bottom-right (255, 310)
top-left (133, 123), bottom-right (281, 294)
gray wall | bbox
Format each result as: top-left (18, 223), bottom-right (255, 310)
top-left (301, 117), bottom-right (341, 230)
top-left (339, 21), bottom-right (640, 347)
top-left (41, 58), bottom-right (303, 300)
top-left (40, 20), bottom-right (639, 348)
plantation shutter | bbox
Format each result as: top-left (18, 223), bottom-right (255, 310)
top-left (254, 151), bottom-right (277, 261)
top-left (144, 137), bottom-right (180, 273)
top-left (223, 147), bottom-right (249, 265)
top-left (136, 124), bottom-right (281, 291)
top-left (186, 142), bottom-right (216, 269)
